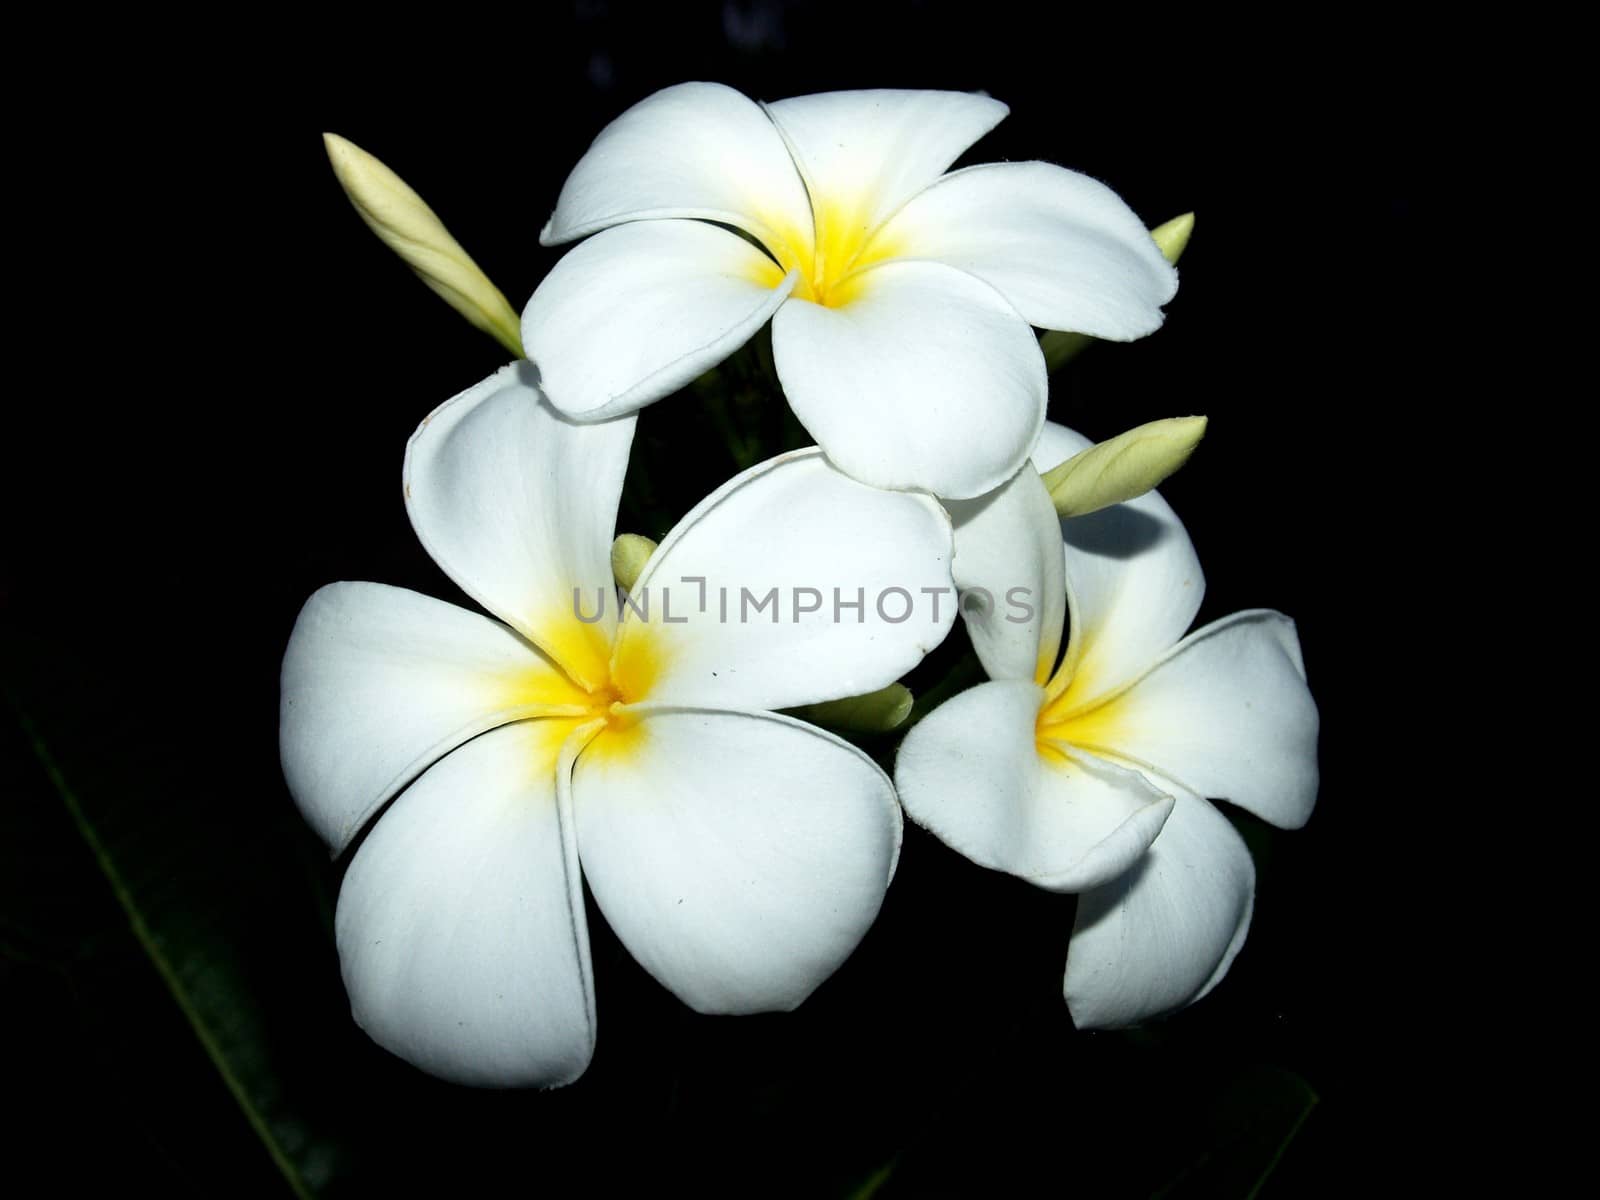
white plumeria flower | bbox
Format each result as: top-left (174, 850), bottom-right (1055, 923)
top-left (281, 363), bottom-right (955, 1086)
top-left (525, 82), bottom-right (1179, 499)
top-left (896, 423), bottom-right (1319, 1027)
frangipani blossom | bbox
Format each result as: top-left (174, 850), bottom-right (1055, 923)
top-left (526, 82), bottom-right (1178, 499)
top-left (896, 423), bottom-right (1319, 1027)
top-left (281, 363), bottom-right (955, 1086)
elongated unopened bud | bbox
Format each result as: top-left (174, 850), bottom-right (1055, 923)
top-left (1041, 212), bottom-right (1195, 371)
top-left (1043, 416), bottom-right (1207, 518)
top-left (324, 133), bottom-right (524, 357)
top-left (788, 684), bottom-right (915, 734)
top-left (611, 534), bottom-right (657, 592)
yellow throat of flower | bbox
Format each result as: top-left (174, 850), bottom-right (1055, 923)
top-left (503, 611), bottom-right (669, 767)
top-left (751, 196), bottom-right (901, 308)
top-left (1033, 652), bottom-right (1127, 764)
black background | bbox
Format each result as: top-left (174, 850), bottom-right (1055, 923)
top-left (6, 4), bottom-right (1434, 1194)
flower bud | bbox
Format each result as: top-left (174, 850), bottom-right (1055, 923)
top-left (1043, 416), bottom-right (1207, 518)
top-left (610, 533), bottom-right (658, 592)
top-left (324, 133), bottom-right (524, 356)
top-left (1148, 211), bottom-right (1195, 264)
top-left (788, 684), bottom-right (915, 734)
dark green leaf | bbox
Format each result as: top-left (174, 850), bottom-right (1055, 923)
top-left (5, 633), bottom-right (351, 1196)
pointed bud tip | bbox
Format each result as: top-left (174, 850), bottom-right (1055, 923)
top-left (1044, 415), bottom-right (1208, 518)
top-left (1151, 212), bottom-right (1195, 265)
top-left (321, 132), bottom-right (363, 173)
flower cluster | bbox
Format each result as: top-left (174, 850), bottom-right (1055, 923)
top-left (288, 84), bottom-right (1319, 1086)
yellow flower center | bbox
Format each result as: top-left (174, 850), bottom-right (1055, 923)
top-left (1033, 650), bottom-right (1126, 763)
top-left (748, 196), bottom-right (902, 308)
top-left (505, 609), bottom-right (669, 767)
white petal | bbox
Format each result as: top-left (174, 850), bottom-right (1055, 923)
top-left (335, 719), bottom-right (596, 1087)
top-left (610, 449), bottom-right (954, 711)
top-left (1065, 793), bottom-right (1254, 1028)
top-left (1079, 611), bottom-right (1319, 829)
top-left (541, 81), bottom-right (813, 258)
top-left (404, 363), bottom-right (634, 690)
top-left (895, 680), bottom-right (1173, 891)
top-left (571, 708), bottom-right (901, 1012)
top-left (763, 89), bottom-right (1008, 241)
top-left (947, 466), bottom-right (1065, 685)
top-left (771, 260), bottom-right (1046, 498)
top-left (1030, 420), bottom-right (1093, 473)
top-left (875, 162), bottom-right (1177, 339)
top-left (524, 219), bottom-right (797, 421)
top-left (1052, 467), bottom-right (1203, 707)
top-left (1034, 420), bottom-right (1206, 704)
top-left (281, 582), bottom-right (587, 853)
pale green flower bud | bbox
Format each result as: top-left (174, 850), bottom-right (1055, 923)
top-left (610, 533), bottom-right (658, 592)
top-left (788, 684), bottom-right (915, 734)
top-left (1043, 416), bottom-right (1207, 518)
top-left (324, 133), bottom-right (524, 357)
top-left (1148, 211), bottom-right (1195, 264)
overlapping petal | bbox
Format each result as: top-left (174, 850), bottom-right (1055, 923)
top-left (302, 65), bottom-right (1227, 1073)
top-left (1075, 611), bottom-right (1319, 829)
top-left (280, 582), bottom-right (587, 853)
top-left (763, 89), bottom-right (1008, 242)
top-left (524, 219), bottom-right (798, 421)
top-left (1049, 480), bottom-right (1204, 707)
top-left (532, 85), bottom-right (1174, 501)
top-left (946, 465), bottom-right (1065, 684)
top-left (403, 363), bottom-right (634, 689)
top-left (1064, 793), bottom-right (1254, 1029)
top-left (1033, 420), bottom-right (1209, 712)
top-left (541, 81), bottom-right (813, 255)
top-left (893, 417), bottom-right (1312, 1031)
top-left (771, 260), bottom-right (1047, 498)
top-left (1031, 421), bottom-right (1093, 475)
top-left (571, 708), bottom-right (901, 1013)
top-left (874, 162), bottom-right (1178, 339)
top-left (896, 680), bottom-right (1173, 890)
top-left (335, 719), bottom-right (596, 1087)
top-left (613, 449), bottom-right (954, 711)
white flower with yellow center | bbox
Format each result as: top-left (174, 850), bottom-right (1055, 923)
top-left (896, 424), bottom-right (1319, 1026)
top-left (525, 83), bottom-right (1179, 499)
top-left (281, 363), bottom-right (955, 1086)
